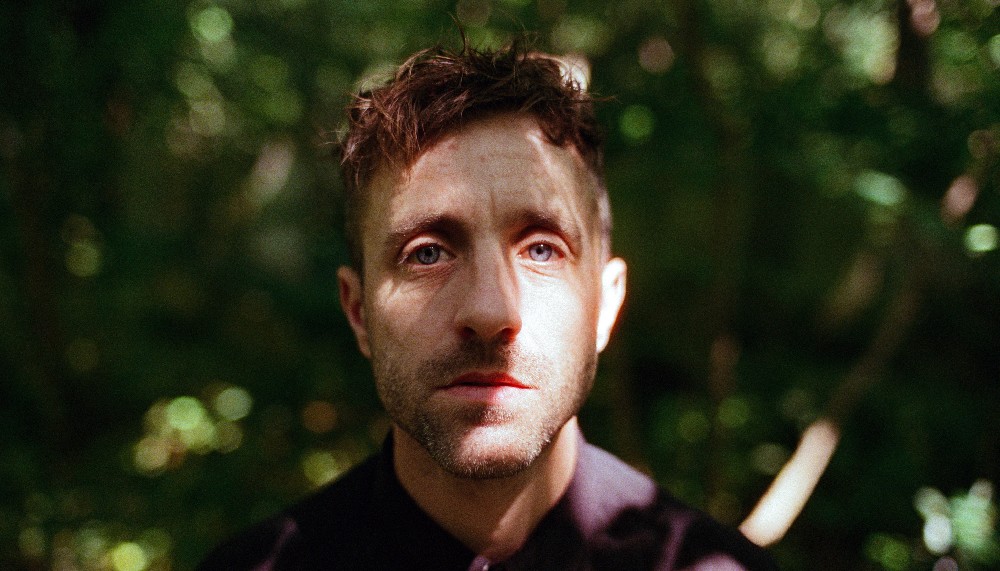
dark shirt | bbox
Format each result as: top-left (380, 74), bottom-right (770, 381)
top-left (198, 434), bottom-right (778, 570)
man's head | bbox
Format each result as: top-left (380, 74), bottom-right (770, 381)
top-left (336, 41), bottom-right (626, 480)
top-left (338, 39), bottom-right (612, 270)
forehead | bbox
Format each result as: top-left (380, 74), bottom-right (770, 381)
top-left (361, 113), bottom-right (601, 251)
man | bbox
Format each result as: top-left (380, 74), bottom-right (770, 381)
top-left (199, 40), bottom-right (777, 570)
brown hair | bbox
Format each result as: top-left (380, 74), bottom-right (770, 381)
top-left (338, 38), bottom-right (611, 268)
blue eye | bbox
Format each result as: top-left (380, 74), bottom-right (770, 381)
top-left (413, 245), bottom-right (441, 265)
top-left (527, 243), bottom-right (553, 262)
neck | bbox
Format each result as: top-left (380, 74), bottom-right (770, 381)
top-left (392, 418), bottom-right (580, 562)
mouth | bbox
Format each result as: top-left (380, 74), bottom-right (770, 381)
top-left (436, 372), bottom-right (531, 404)
top-left (446, 371), bottom-right (529, 389)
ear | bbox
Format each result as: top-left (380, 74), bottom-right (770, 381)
top-left (337, 265), bottom-right (371, 358)
top-left (596, 257), bottom-right (627, 353)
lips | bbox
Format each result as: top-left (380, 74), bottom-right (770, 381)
top-left (437, 372), bottom-right (530, 404)
top-left (447, 371), bottom-right (529, 389)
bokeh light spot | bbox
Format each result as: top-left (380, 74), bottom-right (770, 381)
top-left (191, 6), bottom-right (233, 44)
top-left (134, 436), bottom-right (171, 473)
top-left (718, 397), bottom-right (750, 429)
top-left (551, 15), bottom-right (611, 55)
top-left (215, 420), bottom-right (244, 453)
top-left (751, 443), bottom-right (790, 475)
top-left (989, 35), bottom-right (1000, 68)
top-left (66, 240), bottom-right (102, 277)
top-left (251, 55), bottom-right (290, 92)
top-left (302, 400), bottom-right (338, 434)
top-left (762, 30), bottom-right (801, 79)
top-left (923, 513), bottom-right (953, 554)
top-left (179, 417), bottom-right (217, 453)
top-left (111, 541), bottom-right (148, 571)
top-left (855, 170), bottom-right (907, 207)
top-left (677, 409), bottom-right (710, 443)
top-left (865, 533), bottom-right (910, 570)
top-left (941, 175), bottom-right (978, 223)
top-left (215, 386), bottom-right (253, 421)
top-left (638, 36), bottom-right (674, 74)
top-left (166, 396), bottom-right (206, 431)
top-left (302, 450), bottom-right (343, 486)
top-left (619, 104), bottom-right (654, 143)
top-left (18, 527), bottom-right (45, 558)
top-left (964, 224), bottom-right (997, 255)
top-left (139, 528), bottom-right (173, 560)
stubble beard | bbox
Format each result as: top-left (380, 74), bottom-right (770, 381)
top-left (372, 338), bottom-right (597, 480)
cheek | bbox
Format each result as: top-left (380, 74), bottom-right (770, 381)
top-left (369, 284), bottom-right (446, 346)
top-left (521, 280), bottom-right (600, 338)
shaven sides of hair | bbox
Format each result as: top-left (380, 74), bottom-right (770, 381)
top-left (337, 37), bottom-right (612, 270)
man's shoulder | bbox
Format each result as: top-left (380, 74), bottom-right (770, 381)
top-left (196, 454), bottom-right (380, 570)
top-left (574, 443), bottom-right (778, 570)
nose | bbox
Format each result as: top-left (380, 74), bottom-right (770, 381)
top-left (454, 250), bottom-right (522, 343)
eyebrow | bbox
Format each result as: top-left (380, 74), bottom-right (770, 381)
top-left (382, 207), bottom-right (584, 257)
top-left (509, 209), bottom-right (583, 254)
top-left (384, 214), bottom-right (469, 254)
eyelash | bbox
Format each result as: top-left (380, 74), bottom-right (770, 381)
top-left (400, 239), bottom-right (565, 267)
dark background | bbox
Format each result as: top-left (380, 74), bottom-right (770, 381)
top-left (2, 0), bottom-right (998, 569)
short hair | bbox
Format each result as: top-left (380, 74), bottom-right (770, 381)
top-left (337, 38), bottom-right (611, 269)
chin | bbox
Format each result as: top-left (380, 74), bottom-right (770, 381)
top-left (428, 425), bottom-right (551, 480)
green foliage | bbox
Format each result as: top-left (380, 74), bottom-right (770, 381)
top-left (2, 0), bottom-right (998, 569)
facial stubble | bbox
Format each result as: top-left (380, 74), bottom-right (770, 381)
top-left (372, 338), bottom-right (597, 480)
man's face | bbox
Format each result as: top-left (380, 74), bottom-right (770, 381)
top-left (338, 113), bottom-right (625, 479)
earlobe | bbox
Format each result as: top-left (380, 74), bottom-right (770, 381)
top-left (337, 266), bottom-right (371, 358)
top-left (596, 257), bottom-right (627, 352)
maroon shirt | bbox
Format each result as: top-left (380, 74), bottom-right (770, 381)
top-left (198, 433), bottom-right (778, 570)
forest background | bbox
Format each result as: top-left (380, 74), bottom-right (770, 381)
top-left (2, 0), bottom-right (999, 569)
